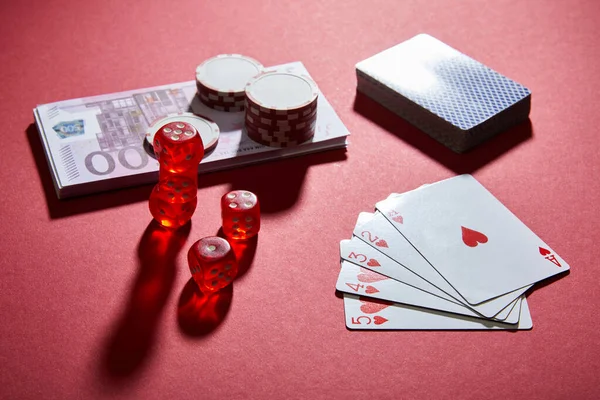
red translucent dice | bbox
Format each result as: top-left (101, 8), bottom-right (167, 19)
top-left (149, 195), bottom-right (198, 229)
top-left (221, 190), bottom-right (260, 240)
top-left (149, 121), bottom-right (204, 229)
top-left (188, 237), bottom-right (239, 294)
top-left (152, 121), bottom-right (204, 173)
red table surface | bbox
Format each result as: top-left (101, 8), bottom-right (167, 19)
top-left (1, 0), bottom-right (599, 399)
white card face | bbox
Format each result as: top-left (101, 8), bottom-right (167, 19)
top-left (376, 174), bottom-right (570, 304)
top-left (339, 238), bottom-right (521, 323)
top-left (343, 294), bottom-right (532, 330)
top-left (336, 260), bottom-right (522, 323)
top-left (353, 211), bottom-right (529, 318)
top-left (341, 237), bottom-right (462, 306)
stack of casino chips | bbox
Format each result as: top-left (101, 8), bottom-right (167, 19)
top-left (195, 54), bottom-right (264, 112)
top-left (244, 70), bottom-right (319, 148)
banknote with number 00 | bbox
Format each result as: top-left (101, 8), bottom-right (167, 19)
top-left (34, 61), bottom-right (349, 199)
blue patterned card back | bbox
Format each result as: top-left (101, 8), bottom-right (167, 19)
top-left (356, 34), bottom-right (531, 131)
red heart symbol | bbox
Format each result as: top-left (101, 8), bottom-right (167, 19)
top-left (359, 297), bottom-right (392, 314)
top-left (373, 316), bottom-right (388, 325)
top-left (392, 215), bottom-right (403, 224)
top-left (367, 259), bottom-right (381, 267)
top-left (357, 268), bottom-right (389, 283)
top-left (375, 239), bottom-right (388, 248)
top-left (461, 226), bottom-right (488, 247)
top-left (365, 285), bottom-right (379, 294)
top-left (539, 247), bottom-right (551, 256)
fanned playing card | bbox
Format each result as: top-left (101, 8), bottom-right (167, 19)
top-left (375, 174), bottom-right (569, 304)
top-left (343, 294), bottom-right (532, 330)
top-left (352, 211), bottom-right (527, 318)
top-left (336, 260), bottom-right (522, 323)
top-left (335, 175), bottom-right (569, 331)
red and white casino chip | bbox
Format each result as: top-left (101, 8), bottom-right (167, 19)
top-left (197, 89), bottom-right (246, 112)
top-left (206, 103), bottom-right (245, 113)
top-left (195, 54), bottom-right (263, 104)
top-left (245, 93), bottom-right (318, 115)
top-left (245, 98), bottom-right (318, 122)
top-left (197, 89), bottom-right (246, 105)
top-left (242, 70), bottom-right (319, 148)
top-left (197, 93), bottom-right (245, 108)
top-left (246, 121), bottom-right (316, 141)
top-left (245, 118), bottom-right (316, 147)
top-left (244, 113), bottom-right (317, 131)
top-left (244, 71), bottom-right (319, 115)
top-left (245, 125), bottom-right (315, 148)
top-left (246, 105), bottom-right (317, 124)
top-left (145, 113), bottom-right (220, 158)
top-left (245, 108), bottom-right (317, 129)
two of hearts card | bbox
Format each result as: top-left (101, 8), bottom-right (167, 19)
top-left (336, 175), bottom-right (570, 330)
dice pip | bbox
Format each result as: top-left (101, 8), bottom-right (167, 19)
top-left (188, 236), bottom-right (239, 294)
top-left (221, 190), bottom-right (260, 240)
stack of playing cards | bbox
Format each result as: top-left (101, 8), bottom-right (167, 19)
top-left (336, 175), bottom-right (569, 330)
top-left (356, 34), bottom-right (531, 153)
